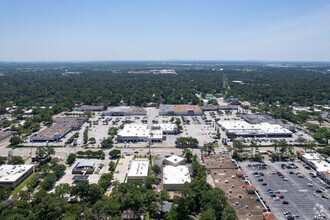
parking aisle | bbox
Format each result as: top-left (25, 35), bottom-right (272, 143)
top-left (240, 160), bottom-right (330, 220)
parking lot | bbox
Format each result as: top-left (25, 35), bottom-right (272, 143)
top-left (240, 159), bottom-right (330, 220)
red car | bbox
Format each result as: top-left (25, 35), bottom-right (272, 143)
top-left (277, 172), bottom-right (282, 176)
top-left (279, 195), bottom-right (284, 199)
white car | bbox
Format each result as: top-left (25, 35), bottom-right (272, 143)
top-left (307, 183), bottom-right (314, 187)
top-left (313, 193), bottom-right (319, 197)
top-left (274, 197), bottom-right (280, 201)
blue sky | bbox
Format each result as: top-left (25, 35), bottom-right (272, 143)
top-left (1, 0), bottom-right (330, 61)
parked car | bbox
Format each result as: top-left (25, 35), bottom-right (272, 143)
top-left (283, 201), bottom-right (289, 204)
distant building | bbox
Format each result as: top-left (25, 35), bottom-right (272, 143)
top-left (127, 159), bottom-right (149, 182)
top-left (76, 105), bottom-right (104, 111)
top-left (159, 104), bottom-right (202, 116)
top-left (30, 116), bottom-right (87, 142)
top-left (72, 161), bottom-right (96, 175)
top-left (218, 121), bottom-right (292, 138)
top-left (151, 124), bottom-right (178, 134)
top-left (0, 165), bottom-right (34, 189)
top-left (105, 106), bottom-right (146, 116)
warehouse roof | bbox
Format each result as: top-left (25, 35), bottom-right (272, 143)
top-left (163, 165), bottom-right (191, 185)
top-left (0, 165), bottom-right (34, 182)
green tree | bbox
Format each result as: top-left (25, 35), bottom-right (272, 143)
top-left (66, 153), bottom-right (77, 165)
top-left (151, 164), bottom-right (161, 177)
top-left (200, 208), bottom-right (216, 220)
top-left (182, 148), bottom-right (193, 162)
top-left (35, 146), bottom-right (55, 160)
top-left (108, 161), bottom-right (116, 171)
top-left (109, 149), bottom-right (121, 158)
top-left (101, 137), bottom-right (113, 148)
top-left (10, 136), bottom-right (23, 146)
top-left (159, 189), bottom-right (170, 214)
top-left (0, 185), bottom-right (11, 201)
top-left (55, 183), bottom-right (71, 199)
top-left (233, 140), bottom-right (244, 155)
top-left (145, 176), bottom-right (158, 189)
top-left (221, 205), bottom-right (238, 220)
top-left (7, 156), bottom-right (24, 165)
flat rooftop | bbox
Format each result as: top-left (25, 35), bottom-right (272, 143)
top-left (219, 121), bottom-right (292, 135)
top-left (310, 160), bottom-right (330, 172)
top-left (173, 105), bottom-right (202, 113)
top-left (302, 153), bottom-right (325, 161)
top-left (159, 104), bottom-right (202, 113)
top-left (106, 106), bottom-right (146, 113)
top-left (163, 165), bottom-right (191, 185)
top-left (118, 124), bottom-right (149, 137)
top-left (32, 127), bottom-right (70, 139)
top-left (0, 165), bottom-right (34, 182)
top-left (152, 124), bottom-right (177, 131)
top-left (78, 105), bottom-right (103, 110)
top-left (165, 155), bottom-right (185, 164)
top-left (128, 160), bottom-right (149, 177)
top-left (205, 155), bottom-right (264, 220)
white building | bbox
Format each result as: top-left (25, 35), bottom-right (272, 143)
top-left (163, 165), bottom-right (191, 190)
top-left (118, 124), bottom-right (150, 142)
top-left (127, 159), bottom-right (149, 182)
top-left (164, 155), bottom-right (185, 166)
top-left (118, 124), bottom-right (164, 143)
top-left (218, 121), bottom-right (292, 137)
top-left (0, 165), bottom-right (34, 189)
top-left (151, 124), bottom-right (178, 134)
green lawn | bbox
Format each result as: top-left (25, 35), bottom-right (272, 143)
top-left (12, 171), bottom-right (38, 195)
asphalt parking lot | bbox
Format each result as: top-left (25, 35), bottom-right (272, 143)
top-left (240, 160), bottom-right (330, 220)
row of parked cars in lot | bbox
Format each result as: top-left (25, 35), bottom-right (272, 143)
top-left (248, 163), bottom-right (267, 170)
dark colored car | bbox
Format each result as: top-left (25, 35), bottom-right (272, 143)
top-left (283, 201), bottom-right (289, 204)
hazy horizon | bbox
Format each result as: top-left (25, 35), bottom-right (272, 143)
top-left (1, 0), bottom-right (330, 62)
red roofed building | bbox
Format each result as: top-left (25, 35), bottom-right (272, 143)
top-left (318, 171), bottom-right (330, 185)
top-left (236, 170), bottom-right (244, 178)
top-left (263, 212), bottom-right (276, 220)
top-left (245, 185), bottom-right (256, 194)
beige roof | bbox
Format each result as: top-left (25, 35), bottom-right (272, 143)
top-left (172, 105), bottom-right (202, 113)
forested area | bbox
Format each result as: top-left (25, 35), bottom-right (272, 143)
top-left (0, 62), bottom-right (329, 112)
top-left (227, 66), bottom-right (330, 105)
